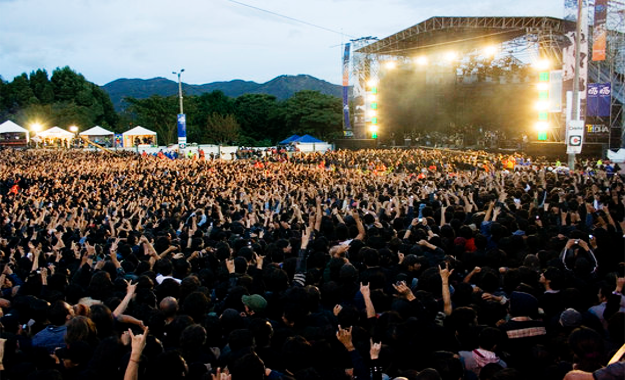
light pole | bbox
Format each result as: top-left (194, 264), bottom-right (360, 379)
top-left (569, 0), bottom-right (583, 170)
top-left (172, 69), bottom-right (187, 152)
top-left (173, 69), bottom-right (185, 115)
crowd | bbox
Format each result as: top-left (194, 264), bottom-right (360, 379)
top-left (0, 147), bottom-right (623, 380)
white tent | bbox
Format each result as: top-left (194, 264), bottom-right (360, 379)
top-left (36, 126), bottom-right (74, 139)
top-left (79, 125), bottom-right (114, 136)
top-left (0, 120), bottom-right (29, 144)
top-left (0, 120), bottom-right (29, 134)
top-left (122, 126), bottom-right (157, 147)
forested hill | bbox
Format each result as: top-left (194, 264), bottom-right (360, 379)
top-left (102, 74), bottom-right (342, 111)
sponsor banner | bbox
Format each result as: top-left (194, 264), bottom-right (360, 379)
top-left (587, 83), bottom-right (611, 117)
top-left (342, 43), bottom-right (352, 132)
top-left (586, 124), bottom-right (609, 134)
top-left (598, 83), bottom-right (611, 117)
top-left (567, 119), bottom-right (585, 154)
top-left (592, 0), bottom-right (607, 61)
top-left (177, 114), bottom-right (186, 138)
top-left (549, 70), bottom-right (563, 112)
top-left (562, 0), bottom-right (589, 117)
top-left (566, 91), bottom-right (583, 138)
top-left (177, 114), bottom-right (187, 149)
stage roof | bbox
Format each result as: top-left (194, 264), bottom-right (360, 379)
top-left (357, 16), bottom-right (573, 57)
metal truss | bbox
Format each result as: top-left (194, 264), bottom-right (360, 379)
top-left (358, 17), bottom-right (573, 57)
top-left (587, 0), bottom-right (625, 147)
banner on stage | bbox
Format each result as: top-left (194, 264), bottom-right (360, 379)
top-left (592, 0), bottom-right (607, 61)
top-left (587, 83), bottom-right (611, 117)
top-left (342, 43), bottom-right (351, 132)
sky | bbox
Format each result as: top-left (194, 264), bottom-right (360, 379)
top-left (0, 0), bottom-right (565, 86)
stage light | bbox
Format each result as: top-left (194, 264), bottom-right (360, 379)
top-left (369, 124), bottom-right (379, 139)
top-left (384, 61), bottom-right (397, 70)
top-left (535, 101), bottom-right (549, 111)
top-left (367, 79), bottom-right (378, 88)
top-left (533, 59), bottom-right (550, 70)
top-left (368, 93), bottom-right (378, 102)
top-left (534, 121), bottom-right (549, 132)
top-left (445, 51), bottom-right (457, 61)
top-left (537, 82), bottom-right (549, 91)
top-left (415, 56), bottom-right (428, 66)
top-left (484, 46), bottom-right (497, 57)
top-left (368, 110), bottom-right (378, 118)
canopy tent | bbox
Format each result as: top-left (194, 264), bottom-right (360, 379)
top-left (36, 127), bottom-right (74, 139)
top-left (80, 126), bottom-right (115, 147)
top-left (35, 127), bottom-right (74, 148)
top-left (0, 120), bottom-right (29, 134)
top-left (293, 134), bottom-right (324, 143)
top-left (79, 126), bottom-right (114, 136)
top-left (0, 120), bottom-right (29, 145)
top-left (122, 126), bottom-right (157, 147)
top-left (279, 134), bottom-right (301, 144)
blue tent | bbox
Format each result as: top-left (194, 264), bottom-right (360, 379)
top-left (279, 135), bottom-right (300, 144)
top-left (293, 134), bottom-right (324, 143)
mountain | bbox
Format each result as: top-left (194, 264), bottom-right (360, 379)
top-left (102, 74), bottom-right (342, 111)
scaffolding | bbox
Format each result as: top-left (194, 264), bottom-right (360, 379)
top-left (587, 0), bottom-right (625, 148)
top-left (349, 37), bottom-right (379, 139)
top-left (352, 16), bottom-right (574, 142)
top-left (351, 12), bottom-right (625, 148)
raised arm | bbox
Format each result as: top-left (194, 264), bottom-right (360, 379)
top-left (439, 263), bottom-right (454, 316)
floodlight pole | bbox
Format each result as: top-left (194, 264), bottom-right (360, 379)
top-left (569, 0), bottom-right (583, 170)
top-left (173, 69), bottom-right (185, 114)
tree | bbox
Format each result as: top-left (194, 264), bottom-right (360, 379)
top-left (29, 69), bottom-right (55, 104)
top-left (203, 112), bottom-right (241, 144)
top-left (124, 95), bottom-right (178, 145)
top-left (281, 90), bottom-right (342, 141)
top-left (51, 66), bottom-right (83, 102)
top-left (92, 85), bottom-right (119, 127)
top-left (0, 77), bottom-right (10, 118)
top-left (234, 93), bottom-right (283, 144)
top-left (8, 74), bottom-right (37, 107)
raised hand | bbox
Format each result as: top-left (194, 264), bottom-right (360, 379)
top-left (392, 281), bottom-right (415, 301)
top-left (333, 304), bottom-right (343, 317)
top-left (439, 262), bottom-right (454, 283)
top-left (336, 325), bottom-right (354, 350)
top-left (370, 339), bottom-right (382, 360)
top-left (360, 282), bottom-right (371, 299)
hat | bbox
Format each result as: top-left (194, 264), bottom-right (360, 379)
top-left (242, 294), bottom-right (267, 313)
top-left (559, 308), bottom-right (582, 327)
top-left (509, 291), bottom-right (538, 317)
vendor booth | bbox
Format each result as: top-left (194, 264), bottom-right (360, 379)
top-left (279, 134), bottom-right (301, 145)
top-left (0, 120), bottom-right (29, 147)
top-left (80, 126), bottom-right (115, 147)
top-left (289, 134), bottom-right (332, 153)
top-left (123, 126), bottom-right (157, 147)
top-left (36, 127), bottom-right (74, 148)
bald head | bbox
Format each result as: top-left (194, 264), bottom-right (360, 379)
top-left (159, 296), bottom-right (179, 319)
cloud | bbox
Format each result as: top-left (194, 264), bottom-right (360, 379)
top-left (0, 0), bottom-right (564, 85)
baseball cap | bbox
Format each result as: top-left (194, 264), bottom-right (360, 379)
top-left (241, 294), bottom-right (267, 313)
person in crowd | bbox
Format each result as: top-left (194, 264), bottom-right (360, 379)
top-left (0, 148), bottom-right (622, 380)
